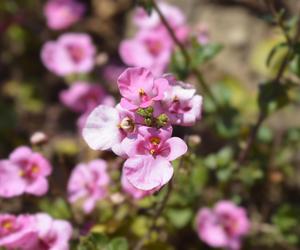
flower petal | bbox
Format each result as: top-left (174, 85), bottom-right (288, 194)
top-left (123, 156), bottom-right (173, 191)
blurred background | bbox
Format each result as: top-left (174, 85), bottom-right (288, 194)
top-left (1, 0), bottom-right (300, 249)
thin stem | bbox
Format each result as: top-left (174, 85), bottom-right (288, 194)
top-left (133, 180), bottom-right (173, 250)
top-left (237, 3), bottom-right (300, 165)
top-left (150, 0), bottom-right (218, 106)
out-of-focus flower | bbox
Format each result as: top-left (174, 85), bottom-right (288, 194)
top-left (60, 82), bottom-right (115, 113)
top-left (133, 2), bottom-right (186, 30)
top-left (162, 78), bottom-right (203, 126)
top-left (122, 126), bottom-right (187, 190)
top-left (0, 213), bottom-right (72, 250)
top-left (118, 67), bottom-right (170, 110)
top-left (0, 146), bottom-right (52, 198)
top-left (196, 23), bottom-right (210, 45)
top-left (196, 201), bottom-right (250, 250)
top-left (119, 28), bottom-right (173, 76)
top-left (121, 173), bottom-right (157, 199)
top-left (30, 131), bottom-right (48, 145)
top-left (44, 0), bottom-right (85, 30)
top-left (41, 33), bottom-right (96, 76)
top-left (34, 213), bottom-right (73, 250)
top-left (67, 160), bottom-right (110, 213)
top-left (0, 214), bottom-right (38, 250)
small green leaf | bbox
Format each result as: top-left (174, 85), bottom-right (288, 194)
top-left (108, 237), bottom-right (128, 250)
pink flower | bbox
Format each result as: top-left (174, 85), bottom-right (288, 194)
top-left (67, 160), bottom-right (110, 213)
top-left (0, 146), bottom-right (52, 198)
top-left (117, 67), bottom-right (170, 110)
top-left (119, 28), bottom-right (173, 76)
top-left (60, 82), bottom-right (115, 131)
top-left (34, 213), bottom-right (72, 250)
top-left (44, 0), bottom-right (85, 30)
top-left (60, 82), bottom-right (115, 114)
top-left (121, 173), bottom-right (157, 199)
top-left (82, 104), bottom-right (135, 156)
top-left (196, 201), bottom-right (250, 250)
top-left (0, 214), bottom-right (38, 250)
top-left (163, 78), bottom-right (203, 126)
top-left (41, 33), bottom-right (96, 76)
top-left (133, 2), bottom-right (186, 30)
top-left (122, 126), bottom-right (187, 190)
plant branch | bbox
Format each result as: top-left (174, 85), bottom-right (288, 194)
top-left (237, 3), bottom-right (300, 165)
top-left (150, 0), bottom-right (219, 106)
top-left (133, 180), bottom-right (173, 250)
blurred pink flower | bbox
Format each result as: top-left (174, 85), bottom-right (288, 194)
top-left (0, 146), bottom-right (52, 198)
top-left (82, 104), bottom-right (135, 156)
top-left (122, 126), bottom-right (187, 190)
top-left (41, 33), bottom-right (96, 76)
top-left (196, 201), bottom-right (250, 250)
top-left (0, 213), bottom-right (72, 250)
top-left (133, 2), bottom-right (186, 30)
top-left (163, 77), bottom-right (203, 126)
top-left (119, 28), bottom-right (173, 76)
top-left (44, 0), bottom-right (85, 30)
top-left (60, 82), bottom-right (115, 113)
top-left (34, 213), bottom-right (73, 250)
top-left (67, 160), bottom-right (110, 213)
top-left (121, 173), bottom-right (157, 199)
top-left (118, 67), bottom-right (170, 110)
top-left (0, 214), bottom-right (38, 250)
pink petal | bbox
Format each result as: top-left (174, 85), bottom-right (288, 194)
top-left (165, 137), bottom-right (187, 161)
top-left (82, 105), bottom-right (121, 150)
top-left (123, 156), bottom-right (173, 191)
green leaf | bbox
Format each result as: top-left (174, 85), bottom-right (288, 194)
top-left (169, 50), bottom-right (189, 79)
top-left (191, 43), bottom-right (223, 67)
top-left (166, 208), bottom-right (193, 228)
top-left (108, 237), bottom-right (128, 250)
top-left (258, 81), bottom-right (293, 116)
top-left (266, 42), bottom-right (288, 67)
top-left (39, 198), bottom-right (71, 220)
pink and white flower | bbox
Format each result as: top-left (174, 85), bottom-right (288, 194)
top-left (67, 160), bottom-right (110, 213)
top-left (41, 33), bottom-right (96, 76)
top-left (0, 146), bottom-right (52, 198)
top-left (122, 126), bottom-right (187, 190)
top-left (82, 104), bottom-right (135, 156)
top-left (44, 0), bottom-right (85, 30)
top-left (163, 78), bottom-right (202, 126)
top-left (117, 67), bottom-right (170, 110)
top-left (196, 201), bottom-right (250, 250)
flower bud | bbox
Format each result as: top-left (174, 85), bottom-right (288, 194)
top-left (30, 131), bottom-right (48, 145)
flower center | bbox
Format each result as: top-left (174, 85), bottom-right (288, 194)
top-left (119, 117), bottom-right (135, 132)
top-left (149, 136), bottom-right (161, 155)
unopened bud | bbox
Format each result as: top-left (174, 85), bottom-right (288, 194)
top-left (156, 114), bottom-right (169, 128)
top-left (188, 135), bottom-right (201, 146)
top-left (30, 131), bottom-right (48, 145)
top-left (145, 117), bottom-right (153, 126)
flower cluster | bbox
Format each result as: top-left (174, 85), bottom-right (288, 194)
top-left (67, 160), bottom-right (110, 214)
top-left (0, 146), bottom-right (52, 198)
top-left (83, 66), bottom-right (202, 192)
top-left (196, 201), bottom-right (250, 250)
top-left (119, 2), bottom-right (209, 76)
top-left (44, 0), bottom-right (85, 30)
top-left (0, 213), bottom-right (72, 250)
top-left (60, 82), bottom-right (115, 131)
